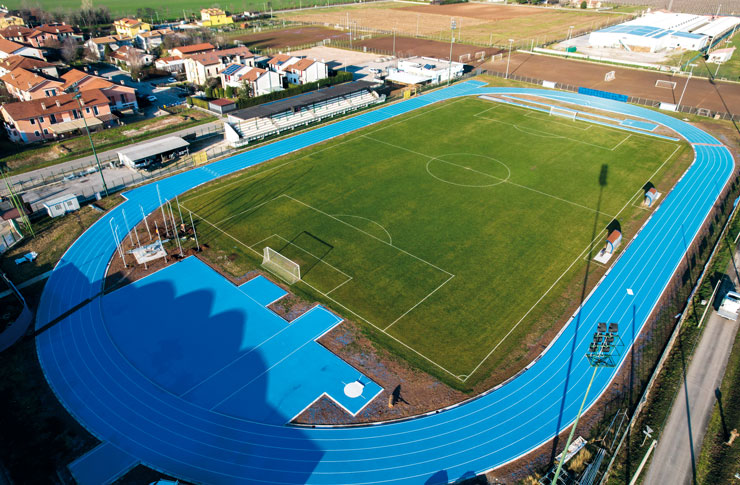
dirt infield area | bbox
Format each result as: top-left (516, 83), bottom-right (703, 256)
top-left (230, 26), bottom-right (347, 49)
top-left (484, 52), bottom-right (740, 115)
top-left (356, 36), bottom-right (501, 64)
top-left (280, 3), bottom-right (630, 46)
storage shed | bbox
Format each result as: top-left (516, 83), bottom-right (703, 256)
top-left (43, 194), bottom-right (80, 218)
top-left (644, 187), bottom-right (659, 207)
top-left (118, 136), bottom-right (190, 170)
top-left (208, 98), bottom-right (236, 114)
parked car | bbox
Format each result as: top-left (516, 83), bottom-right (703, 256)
top-left (167, 77), bottom-right (176, 83)
top-left (147, 95), bottom-right (157, 102)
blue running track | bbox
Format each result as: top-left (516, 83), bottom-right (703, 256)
top-left (35, 81), bottom-right (734, 484)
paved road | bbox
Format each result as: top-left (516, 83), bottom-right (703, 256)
top-left (644, 249), bottom-right (740, 485)
top-left (4, 119), bottom-right (223, 190)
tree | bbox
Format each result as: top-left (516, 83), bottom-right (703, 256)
top-left (60, 38), bottom-right (80, 63)
top-left (103, 44), bottom-right (113, 60)
top-left (580, 0), bottom-right (587, 7)
top-left (225, 85), bottom-right (234, 98)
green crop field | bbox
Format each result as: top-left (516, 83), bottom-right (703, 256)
top-left (179, 96), bottom-right (689, 390)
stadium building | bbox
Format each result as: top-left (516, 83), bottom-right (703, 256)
top-left (588, 11), bottom-right (740, 52)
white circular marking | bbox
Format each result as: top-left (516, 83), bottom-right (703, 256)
top-left (344, 380), bottom-right (365, 398)
top-left (426, 153), bottom-right (511, 188)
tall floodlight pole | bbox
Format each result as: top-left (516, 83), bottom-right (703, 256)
top-left (677, 63), bottom-right (697, 109)
top-left (552, 299), bottom-right (627, 484)
top-left (68, 89), bottom-right (109, 197)
top-left (447, 18), bottom-right (456, 86)
top-left (505, 38), bottom-right (514, 79)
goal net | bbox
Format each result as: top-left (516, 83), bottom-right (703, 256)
top-left (459, 53), bottom-right (472, 63)
top-left (655, 79), bottom-right (676, 89)
top-left (605, 70), bottom-right (616, 82)
top-left (550, 106), bottom-right (577, 121)
top-left (262, 246), bottom-right (300, 284)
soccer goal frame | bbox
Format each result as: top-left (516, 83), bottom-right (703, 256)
top-left (550, 106), bottom-right (577, 121)
top-left (604, 70), bottom-right (616, 82)
top-left (655, 79), bottom-right (676, 90)
top-left (263, 246), bottom-right (300, 284)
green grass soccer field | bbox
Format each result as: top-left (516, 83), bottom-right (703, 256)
top-left (180, 97), bottom-right (689, 389)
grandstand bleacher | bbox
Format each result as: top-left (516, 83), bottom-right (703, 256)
top-left (224, 81), bottom-right (384, 147)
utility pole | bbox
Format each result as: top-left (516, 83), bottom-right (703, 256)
top-left (69, 90), bottom-right (109, 197)
top-left (447, 18), bottom-right (456, 87)
top-left (505, 38), bottom-right (514, 79)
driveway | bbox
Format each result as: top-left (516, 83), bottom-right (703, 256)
top-left (97, 66), bottom-right (187, 115)
top-left (644, 248), bottom-right (740, 485)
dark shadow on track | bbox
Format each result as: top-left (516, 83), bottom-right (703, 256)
top-left (549, 164), bottom-right (608, 465)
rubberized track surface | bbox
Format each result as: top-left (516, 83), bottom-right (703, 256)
top-left (35, 81), bottom-right (734, 484)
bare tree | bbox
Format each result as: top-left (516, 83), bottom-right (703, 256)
top-left (61, 38), bottom-right (80, 63)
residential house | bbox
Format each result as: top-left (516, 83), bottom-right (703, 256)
top-left (110, 45), bottom-right (153, 69)
top-left (267, 53), bottom-right (301, 75)
top-left (0, 38), bottom-right (43, 59)
top-left (61, 69), bottom-right (138, 111)
top-left (135, 29), bottom-right (172, 53)
top-left (0, 55), bottom-right (57, 77)
top-left (283, 58), bottom-right (328, 85)
top-left (85, 35), bottom-right (132, 59)
top-left (1, 67), bottom-right (63, 100)
top-left (26, 23), bottom-right (82, 48)
top-left (113, 18), bottom-right (151, 38)
top-left (171, 42), bottom-right (215, 58)
top-left (199, 8), bottom-right (233, 27)
top-left (154, 56), bottom-right (185, 73)
top-left (0, 12), bottom-right (24, 29)
top-left (1, 88), bottom-right (116, 143)
top-left (0, 25), bottom-right (33, 43)
top-left (220, 64), bottom-right (282, 96)
top-left (184, 46), bottom-right (253, 85)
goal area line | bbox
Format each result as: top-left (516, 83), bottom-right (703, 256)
top-left (182, 199), bottom-right (463, 381)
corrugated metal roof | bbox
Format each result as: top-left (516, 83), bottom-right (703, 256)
top-left (117, 136), bottom-right (189, 162)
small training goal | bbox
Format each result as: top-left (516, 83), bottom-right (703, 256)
top-left (459, 53), bottom-right (472, 63)
top-left (605, 70), bottom-right (616, 82)
top-left (550, 106), bottom-right (577, 121)
top-left (262, 247), bottom-right (300, 284)
top-left (655, 79), bottom-right (676, 89)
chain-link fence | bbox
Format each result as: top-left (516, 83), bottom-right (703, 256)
top-left (482, 68), bottom-right (740, 121)
top-left (2, 123), bottom-right (224, 197)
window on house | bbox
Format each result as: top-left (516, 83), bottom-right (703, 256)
top-left (43, 128), bottom-right (48, 134)
top-left (30, 118), bottom-right (35, 125)
top-left (38, 116), bottom-right (43, 123)
top-left (93, 106), bottom-right (99, 115)
top-left (50, 114), bottom-right (56, 124)
top-left (34, 131), bottom-right (39, 136)
top-left (120, 94), bottom-right (125, 102)
top-left (85, 107), bottom-right (90, 113)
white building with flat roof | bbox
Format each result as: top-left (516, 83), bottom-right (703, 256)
top-left (386, 57), bottom-right (464, 85)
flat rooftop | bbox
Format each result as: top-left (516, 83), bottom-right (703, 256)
top-left (229, 81), bottom-right (377, 121)
top-left (117, 136), bottom-right (189, 162)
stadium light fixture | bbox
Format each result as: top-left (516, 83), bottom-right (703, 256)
top-left (505, 38), bottom-right (514, 79)
top-left (552, 317), bottom-right (624, 484)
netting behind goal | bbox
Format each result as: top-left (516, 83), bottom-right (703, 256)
top-left (262, 247), bottom-right (300, 284)
top-left (550, 106), bottom-right (577, 121)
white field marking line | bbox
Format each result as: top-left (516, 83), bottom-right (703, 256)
top-left (332, 214), bottom-right (393, 245)
top-left (259, 232), bottom-right (354, 289)
top-left (179, 98), bottom-right (467, 208)
top-left (384, 274), bottom-right (455, 331)
top-left (524, 110), bottom-right (591, 131)
top-left (295, 267), bottom-right (463, 380)
top-left (212, 193), bottom-right (285, 227)
top-left (433, 157), bottom-right (510, 183)
top-left (189, 199), bottom-right (461, 379)
top-left (611, 133), bottom-right (632, 152)
top-left (462, 226), bottom-right (608, 382)
top-left (283, 194), bottom-right (454, 277)
top-left (365, 135), bottom-right (616, 219)
top-left (463, 142), bottom-right (685, 380)
top-left (473, 111), bottom-right (620, 151)
top-left (248, 233), bottom-right (281, 251)
top-left (325, 276), bottom-right (353, 295)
